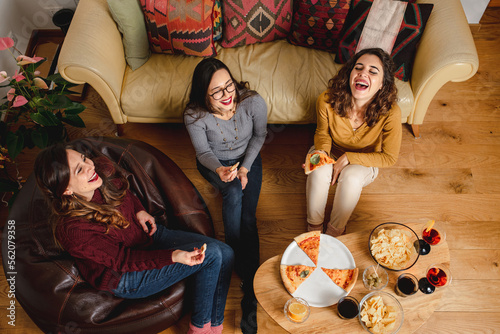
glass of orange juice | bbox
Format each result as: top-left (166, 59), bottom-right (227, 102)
top-left (284, 297), bottom-right (310, 323)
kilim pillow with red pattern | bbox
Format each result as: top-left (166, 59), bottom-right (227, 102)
top-left (140, 0), bottom-right (216, 57)
top-left (287, 0), bottom-right (350, 52)
top-left (335, 0), bottom-right (433, 81)
top-left (221, 0), bottom-right (293, 48)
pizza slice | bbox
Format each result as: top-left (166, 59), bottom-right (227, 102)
top-left (280, 265), bottom-right (316, 294)
top-left (321, 268), bottom-right (359, 293)
top-left (304, 152), bottom-right (336, 175)
top-left (294, 231), bottom-right (321, 265)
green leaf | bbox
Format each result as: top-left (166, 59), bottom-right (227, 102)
top-left (0, 178), bottom-right (19, 193)
top-left (64, 102), bottom-right (86, 115)
top-left (62, 114), bottom-right (85, 128)
top-left (31, 127), bottom-right (49, 148)
top-left (30, 110), bottom-right (61, 126)
top-left (42, 94), bottom-right (73, 110)
top-left (46, 73), bottom-right (70, 85)
top-left (6, 131), bottom-right (24, 159)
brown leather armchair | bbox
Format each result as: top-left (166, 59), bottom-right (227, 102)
top-left (1, 137), bottom-right (214, 333)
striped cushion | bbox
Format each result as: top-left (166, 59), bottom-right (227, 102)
top-left (335, 0), bottom-right (433, 81)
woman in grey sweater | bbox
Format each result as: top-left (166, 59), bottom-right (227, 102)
top-left (184, 58), bottom-right (267, 334)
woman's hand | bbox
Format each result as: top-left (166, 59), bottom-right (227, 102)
top-left (215, 166), bottom-right (238, 183)
top-left (136, 210), bottom-right (157, 236)
top-left (331, 153), bottom-right (350, 185)
top-left (237, 167), bottom-right (249, 189)
top-left (172, 249), bottom-right (205, 266)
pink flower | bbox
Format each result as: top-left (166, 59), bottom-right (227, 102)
top-left (13, 95), bottom-right (28, 108)
top-left (0, 37), bottom-right (14, 50)
top-left (0, 71), bottom-right (9, 84)
top-left (34, 77), bottom-right (48, 89)
top-left (7, 88), bottom-right (15, 102)
top-left (12, 70), bottom-right (25, 82)
top-left (16, 55), bottom-right (44, 66)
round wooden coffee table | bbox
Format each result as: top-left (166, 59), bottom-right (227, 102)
top-left (254, 222), bottom-right (450, 333)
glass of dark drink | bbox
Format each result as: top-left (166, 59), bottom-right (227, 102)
top-left (337, 296), bottom-right (359, 320)
top-left (418, 263), bottom-right (452, 294)
top-left (419, 220), bottom-right (446, 256)
top-left (395, 273), bottom-right (418, 297)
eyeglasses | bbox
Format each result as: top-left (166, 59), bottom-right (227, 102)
top-left (209, 81), bottom-right (236, 100)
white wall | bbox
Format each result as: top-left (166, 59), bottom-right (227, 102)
top-left (460, 0), bottom-right (490, 24)
top-left (1, 0), bottom-right (78, 98)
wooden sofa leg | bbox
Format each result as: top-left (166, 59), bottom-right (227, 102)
top-left (116, 124), bottom-right (124, 137)
top-left (411, 124), bottom-right (421, 139)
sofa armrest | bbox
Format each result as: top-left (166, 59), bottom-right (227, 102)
top-left (409, 0), bottom-right (479, 125)
top-left (58, 0), bottom-right (128, 124)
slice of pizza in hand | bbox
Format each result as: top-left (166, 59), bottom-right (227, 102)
top-left (304, 152), bottom-right (336, 175)
top-left (321, 268), bottom-right (359, 293)
top-left (294, 231), bottom-right (321, 265)
top-left (280, 265), bottom-right (317, 294)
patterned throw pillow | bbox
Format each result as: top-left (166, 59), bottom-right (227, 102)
top-left (335, 0), bottom-right (433, 81)
top-left (287, 0), bottom-right (350, 52)
top-left (221, 0), bottom-right (293, 48)
top-left (213, 0), bottom-right (223, 41)
top-left (140, 0), bottom-right (216, 57)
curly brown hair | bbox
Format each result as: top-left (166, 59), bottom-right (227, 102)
top-left (326, 48), bottom-right (397, 127)
top-left (34, 144), bottom-right (130, 247)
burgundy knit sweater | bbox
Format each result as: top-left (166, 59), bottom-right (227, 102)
top-left (55, 188), bottom-right (174, 292)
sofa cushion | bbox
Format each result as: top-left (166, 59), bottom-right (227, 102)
top-left (119, 40), bottom-right (413, 124)
top-left (107, 0), bottom-right (151, 70)
top-left (140, 0), bottom-right (216, 57)
top-left (213, 0), bottom-right (223, 41)
top-left (286, 0), bottom-right (350, 52)
top-left (221, 0), bottom-right (293, 48)
top-left (335, 0), bottom-right (433, 81)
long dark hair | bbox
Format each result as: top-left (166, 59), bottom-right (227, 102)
top-left (34, 144), bottom-right (130, 243)
top-left (327, 48), bottom-right (397, 127)
top-left (184, 58), bottom-right (256, 121)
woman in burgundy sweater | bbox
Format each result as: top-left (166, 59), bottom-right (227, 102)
top-left (34, 144), bottom-right (234, 334)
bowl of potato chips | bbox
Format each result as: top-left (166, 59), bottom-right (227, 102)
top-left (369, 223), bottom-right (420, 271)
top-left (359, 291), bottom-right (403, 334)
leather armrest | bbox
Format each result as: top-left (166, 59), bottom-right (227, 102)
top-left (58, 0), bottom-right (128, 124)
top-left (409, 0), bottom-right (479, 124)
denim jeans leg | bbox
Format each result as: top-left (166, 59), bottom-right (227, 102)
top-left (196, 155), bottom-right (262, 281)
top-left (112, 226), bottom-right (234, 328)
top-left (240, 155), bottom-right (262, 283)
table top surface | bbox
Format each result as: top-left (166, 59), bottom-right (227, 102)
top-left (254, 222), bottom-right (450, 334)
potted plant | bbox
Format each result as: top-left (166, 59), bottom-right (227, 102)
top-left (0, 36), bottom-right (86, 206)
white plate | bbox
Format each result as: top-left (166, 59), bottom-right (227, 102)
top-left (280, 234), bottom-right (356, 307)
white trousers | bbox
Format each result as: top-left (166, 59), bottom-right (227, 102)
top-left (306, 150), bottom-right (379, 230)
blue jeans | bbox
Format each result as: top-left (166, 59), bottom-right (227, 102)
top-left (112, 225), bottom-right (234, 328)
top-left (197, 154), bottom-right (262, 285)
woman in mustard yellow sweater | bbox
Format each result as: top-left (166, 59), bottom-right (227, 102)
top-left (306, 48), bottom-right (402, 236)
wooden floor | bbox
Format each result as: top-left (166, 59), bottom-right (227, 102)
top-left (1, 7), bottom-right (500, 334)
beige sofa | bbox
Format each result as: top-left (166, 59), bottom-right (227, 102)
top-left (58, 0), bottom-right (478, 138)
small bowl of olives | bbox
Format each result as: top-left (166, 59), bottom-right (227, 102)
top-left (363, 265), bottom-right (389, 291)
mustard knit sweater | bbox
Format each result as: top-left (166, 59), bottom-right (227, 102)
top-left (314, 90), bottom-right (402, 167)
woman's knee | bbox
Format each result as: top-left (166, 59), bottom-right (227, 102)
top-left (222, 183), bottom-right (243, 203)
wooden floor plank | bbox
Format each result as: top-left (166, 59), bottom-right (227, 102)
top-left (1, 6), bottom-right (500, 334)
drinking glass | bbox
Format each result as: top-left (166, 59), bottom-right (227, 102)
top-left (395, 273), bottom-right (419, 297)
top-left (418, 220), bottom-right (446, 255)
top-left (418, 263), bottom-right (452, 294)
top-left (337, 296), bottom-right (359, 320)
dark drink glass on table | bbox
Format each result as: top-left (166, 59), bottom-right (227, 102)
top-left (337, 296), bottom-right (359, 320)
top-left (395, 273), bottom-right (418, 297)
top-left (419, 263), bottom-right (452, 294)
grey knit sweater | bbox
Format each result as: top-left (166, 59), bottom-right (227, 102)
top-left (184, 93), bottom-right (268, 172)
